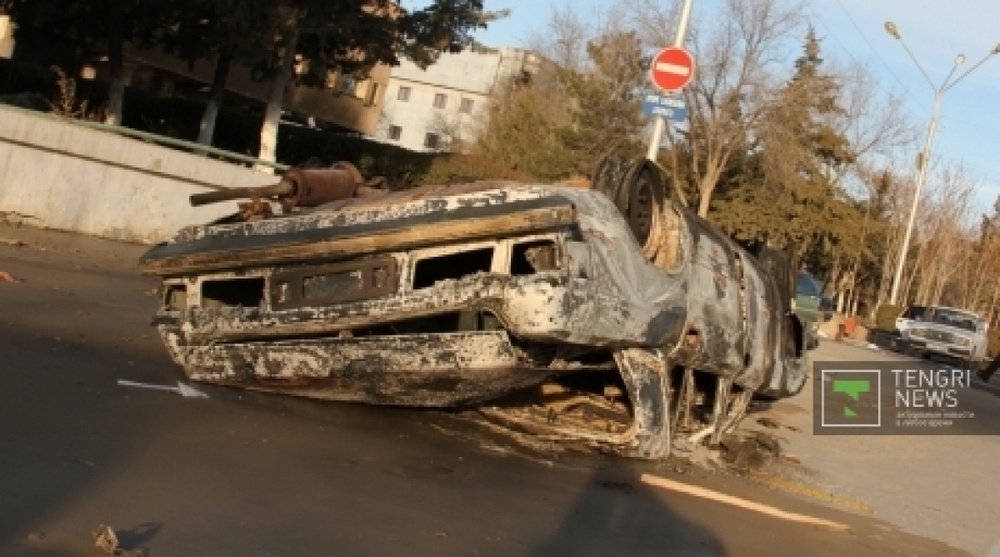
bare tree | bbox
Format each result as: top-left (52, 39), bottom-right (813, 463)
top-left (427, 108), bottom-right (486, 153)
top-left (900, 163), bottom-right (976, 305)
top-left (675, 0), bottom-right (803, 217)
top-left (524, 2), bottom-right (594, 72)
top-left (830, 61), bottom-right (917, 188)
top-left (822, 66), bottom-right (918, 313)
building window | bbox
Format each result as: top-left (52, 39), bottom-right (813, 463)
top-left (388, 125), bottom-right (402, 141)
top-left (339, 74), bottom-right (356, 95)
top-left (459, 98), bottom-right (474, 114)
top-left (424, 132), bottom-right (440, 149)
top-left (365, 82), bottom-right (381, 106)
top-left (324, 69), bottom-right (338, 89)
top-left (433, 93), bottom-right (448, 109)
top-left (397, 86), bottom-right (411, 101)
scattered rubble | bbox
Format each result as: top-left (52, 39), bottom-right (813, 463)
top-left (720, 431), bottom-right (783, 471)
top-left (92, 525), bottom-right (118, 554)
top-left (91, 524), bottom-right (145, 557)
top-left (756, 416), bottom-right (781, 429)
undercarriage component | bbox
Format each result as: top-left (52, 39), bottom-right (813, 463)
top-left (189, 162), bottom-right (380, 211)
top-left (478, 350), bottom-right (755, 459)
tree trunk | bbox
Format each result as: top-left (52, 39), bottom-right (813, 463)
top-left (258, 27), bottom-right (300, 172)
top-left (104, 34), bottom-right (126, 126)
top-left (696, 162), bottom-right (724, 218)
top-left (198, 47), bottom-right (235, 146)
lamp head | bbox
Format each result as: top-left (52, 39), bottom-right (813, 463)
top-left (955, 54), bottom-right (966, 66)
top-left (885, 21), bottom-right (901, 40)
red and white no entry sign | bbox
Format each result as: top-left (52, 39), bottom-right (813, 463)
top-left (650, 46), bottom-right (695, 92)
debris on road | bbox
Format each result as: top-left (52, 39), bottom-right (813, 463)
top-left (721, 431), bottom-right (782, 470)
top-left (91, 524), bottom-right (144, 556)
top-left (757, 416), bottom-right (781, 429)
top-left (0, 270), bottom-right (23, 283)
top-left (117, 379), bottom-right (209, 398)
top-left (92, 525), bottom-right (118, 554)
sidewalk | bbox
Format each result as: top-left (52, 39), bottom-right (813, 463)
top-left (744, 340), bottom-right (1000, 556)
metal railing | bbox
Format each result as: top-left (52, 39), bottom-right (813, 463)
top-left (0, 103), bottom-right (290, 173)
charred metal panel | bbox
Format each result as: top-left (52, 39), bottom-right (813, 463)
top-left (270, 256), bottom-right (399, 310)
top-left (668, 205), bottom-right (747, 381)
top-left (177, 331), bottom-right (552, 407)
top-left (740, 255), bottom-right (779, 388)
top-left (142, 192), bottom-right (577, 276)
top-left (613, 348), bottom-right (672, 458)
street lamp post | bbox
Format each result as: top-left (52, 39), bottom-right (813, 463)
top-left (884, 21), bottom-right (1000, 306)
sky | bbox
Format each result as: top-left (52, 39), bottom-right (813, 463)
top-left (439, 0), bottom-right (1000, 217)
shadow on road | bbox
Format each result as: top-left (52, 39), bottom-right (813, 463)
top-left (527, 469), bottom-right (726, 557)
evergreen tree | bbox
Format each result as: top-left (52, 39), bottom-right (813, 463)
top-left (713, 28), bottom-right (859, 266)
top-left (2, 0), bottom-right (170, 125)
top-left (554, 31), bottom-right (648, 174)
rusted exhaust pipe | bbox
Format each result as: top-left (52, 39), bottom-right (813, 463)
top-left (189, 180), bottom-right (295, 207)
top-left (189, 162), bottom-right (366, 208)
top-left (282, 162), bottom-right (362, 207)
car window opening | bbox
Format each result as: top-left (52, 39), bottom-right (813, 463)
top-left (412, 247), bottom-right (494, 289)
top-left (512, 240), bottom-right (558, 276)
top-left (164, 284), bottom-right (188, 311)
top-left (202, 277), bottom-right (265, 309)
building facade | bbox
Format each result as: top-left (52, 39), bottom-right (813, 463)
top-left (377, 47), bottom-right (542, 153)
top-left (0, 15), bottom-right (14, 59)
top-left (123, 46), bottom-right (390, 135)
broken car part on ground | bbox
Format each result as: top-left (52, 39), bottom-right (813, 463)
top-left (140, 158), bottom-right (811, 459)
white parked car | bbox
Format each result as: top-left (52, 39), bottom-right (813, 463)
top-left (899, 305), bottom-right (988, 367)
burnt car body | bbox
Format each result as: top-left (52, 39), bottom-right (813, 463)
top-left (141, 165), bottom-right (808, 459)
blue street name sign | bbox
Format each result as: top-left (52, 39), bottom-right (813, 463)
top-left (642, 93), bottom-right (687, 121)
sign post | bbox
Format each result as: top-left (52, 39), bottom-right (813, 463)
top-left (646, 0), bottom-right (696, 161)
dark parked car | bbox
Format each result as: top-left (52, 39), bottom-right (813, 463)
top-left (795, 270), bottom-right (831, 347)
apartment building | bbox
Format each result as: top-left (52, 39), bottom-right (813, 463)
top-left (377, 47), bottom-right (542, 152)
top-left (124, 46), bottom-right (390, 135)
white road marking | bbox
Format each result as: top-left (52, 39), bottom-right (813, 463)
top-left (641, 473), bottom-right (850, 532)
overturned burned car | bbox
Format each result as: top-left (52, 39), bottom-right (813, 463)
top-left (140, 159), bottom-right (809, 459)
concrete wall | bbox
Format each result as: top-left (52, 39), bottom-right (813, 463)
top-left (0, 105), bottom-right (277, 244)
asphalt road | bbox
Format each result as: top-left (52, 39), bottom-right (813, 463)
top-left (0, 222), bottom-right (977, 557)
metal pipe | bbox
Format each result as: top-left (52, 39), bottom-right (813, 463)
top-left (646, 0), bottom-right (695, 161)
